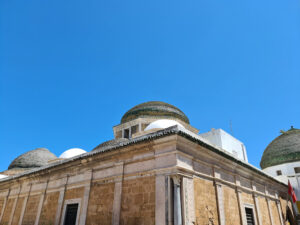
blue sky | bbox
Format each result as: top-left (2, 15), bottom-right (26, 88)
top-left (0, 0), bottom-right (299, 172)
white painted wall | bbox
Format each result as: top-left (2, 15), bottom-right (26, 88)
top-left (263, 161), bottom-right (300, 199)
top-left (199, 128), bottom-right (248, 162)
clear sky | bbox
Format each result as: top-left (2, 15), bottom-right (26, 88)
top-left (0, 0), bottom-right (299, 172)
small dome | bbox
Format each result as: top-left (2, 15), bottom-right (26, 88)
top-left (121, 101), bottom-right (189, 124)
top-left (59, 148), bottom-right (87, 159)
top-left (8, 148), bottom-right (57, 170)
top-left (0, 174), bottom-right (8, 179)
top-left (92, 138), bottom-right (128, 151)
top-left (145, 119), bottom-right (184, 131)
top-left (260, 127), bottom-right (300, 169)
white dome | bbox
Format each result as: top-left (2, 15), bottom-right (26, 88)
top-left (59, 148), bottom-right (87, 159)
top-left (145, 119), bottom-right (184, 131)
top-left (0, 174), bottom-right (8, 179)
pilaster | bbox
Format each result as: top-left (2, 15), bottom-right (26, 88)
top-left (112, 162), bottom-right (124, 225)
top-left (54, 176), bottom-right (68, 225)
top-left (214, 168), bottom-right (225, 225)
top-left (18, 183), bottom-right (32, 225)
top-left (181, 176), bottom-right (195, 225)
top-left (79, 170), bottom-right (93, 225)
top-left (0, 188), bottom-right (10, 223)
top-left (9, 185), bottom-right (21, 225)
top-left (34, 180), bottom-right (49, 225)
top-left (252, 183), bottom-right (262, 225)
top-left (275, 193), bottom-right (284, 225)
top-left (265, 187), bottom-right (274, 225)
top-left (155, 175), bottom-right (167, 225)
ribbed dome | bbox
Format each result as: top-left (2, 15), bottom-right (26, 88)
top-left (92, 138), bottom-right (128, 151)
top-left (121, 101), bottom-right (189, 124)
top-left (8, 148), bottom-right (57, 170)
top-left (260, 127), bottom-right (300, 169)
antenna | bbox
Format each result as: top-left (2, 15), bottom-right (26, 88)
top-left (230, 120), bottom-right (233, 135)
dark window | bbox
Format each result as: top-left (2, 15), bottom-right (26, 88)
top-left (294, 167), bottom-right (300, 174)
top-left (276, 170), bottom-right (282, 176)
top-left (64, 204), bottom-right (79, 225)
top-left (131, 125), bottom-right (138, 135)
top-left (124, 129), bottom-right (130, 138)
top-left (245, 207), bottom-right (255, 225)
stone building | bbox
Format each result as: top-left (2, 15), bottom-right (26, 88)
top-left (0, 101), bottom-right (294, 225)
top-left (261, 126), bottom-right (300, 221)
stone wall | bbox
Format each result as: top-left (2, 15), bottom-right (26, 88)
top-left (11, 197), bottom-right (24, 225)
top-left (120, 176), bottom-right (155, 225)
top-left (39, 192), bottom-right (60, 225)
top-left (258, 196), bottom-right (271, 225)
top-left (22, 195), bottom-right (40, 225)
top-left (241, 192), bottom-right (254, 205)
top-left (2, 198), bottom-right (15, 225)
top-left (223, 185), bottom-right (240, 225)
top-left (86, 182), bottom-right (115, 225)
top-left (194, 178), bottom-right (219, 225)
top-left (64, 187), bottom-right (84, 201)
top-left (270, 200), bottom-right (281, 225)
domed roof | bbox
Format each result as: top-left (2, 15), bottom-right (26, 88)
top-left (260, 127), bottom-right (300, 169)
top-left (0, 174), bottom-right (8, 179)
top-left (92, 138), bottom-right (128, 151)
top-left (8, 148), bottom-right (57, 170)
top-left (59, 148), bottom-right (87, 159)
top-left (145, 119), bottom-right (184, 131)
top-left (121, 101), bottom-right (189, 124)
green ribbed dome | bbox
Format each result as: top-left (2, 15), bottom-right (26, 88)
top-left (260, 127), bottom-right (300, 169)
top-left (121, 101), bottom-right (190, 124)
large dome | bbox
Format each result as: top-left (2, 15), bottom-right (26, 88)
top-left (260, 127), bottom-right (300, 169)
top-left (8, 148), bottom-right (57, 170)
top-left (121, 101), bottom-right (190, 124)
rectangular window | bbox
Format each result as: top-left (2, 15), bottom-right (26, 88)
top-left (245, 207), bottom-right (255, 225)
top-left (276, 170), bottom-right (282, 176)
top-left (63, 203), bottom-right (79, 225)
top-left (123, 128), bottom-right (130, 138)
top-left (294, 167), bottom-right (300, 174)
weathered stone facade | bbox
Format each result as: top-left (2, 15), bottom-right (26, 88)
top-left (0, 126), bottom-right (294, 225)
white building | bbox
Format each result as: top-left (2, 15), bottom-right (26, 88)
top-left (199, 128), bottom-right (248, 162)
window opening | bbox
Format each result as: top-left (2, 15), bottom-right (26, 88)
top-left (276, 170), bottom-right (282, 176)
top-left (245, 207), bottom-right (255, 225)
top-left (63, 203), bottom-right (79, 225)
top-left (123, 128), bottom-right (130, 138)
top-left (294, 167), bottom-right (300, 174)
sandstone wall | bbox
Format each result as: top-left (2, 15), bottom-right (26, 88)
top-left (39, 192), bottom-right (60, 225)
top-left (64, 187), bottom-right (84, 201)
top-left (194, 178), bottom-right (219, 225)
top-left (86, 182), bottom-right (115, 225)
top-left (223, 185), bottom-right (241, 225)
top-left (2, 198), bottom-right (15, 225)
top-left (258, 196), bottom-right (271, 225)
top-left (22, 195), bottom-right (40, 225)
top-left (120, 176), bottom-right (155, 225)
top-left (11, 197), bottom-right (24, 225)
top-left (270, 200), bottom-right (281, 225)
